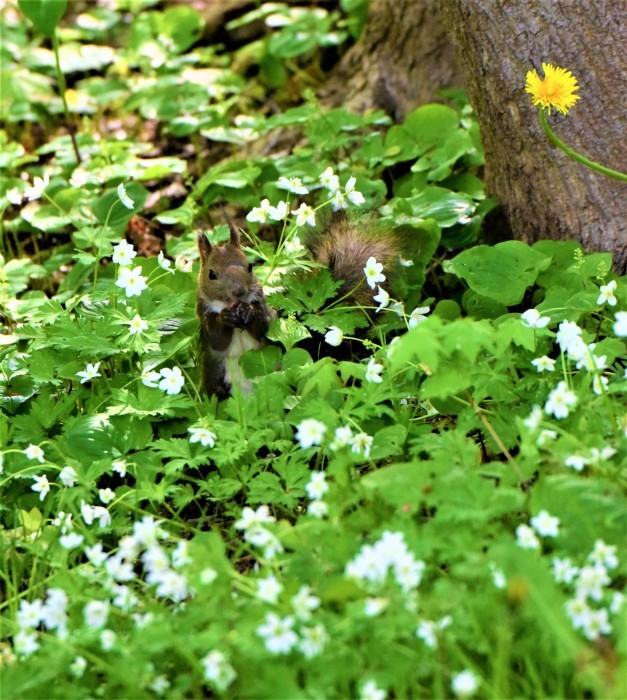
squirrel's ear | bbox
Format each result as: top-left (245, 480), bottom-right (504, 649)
top-left (197, 232), bottom-right (212, 261)
top-left (219, 205), bottom-right (240, 247)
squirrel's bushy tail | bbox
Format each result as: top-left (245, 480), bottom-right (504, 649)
top-left (307, 212), bottom-right (399, 307)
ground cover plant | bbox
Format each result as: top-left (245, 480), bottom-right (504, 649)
top-left (1, 1), bottom-right (625, 698)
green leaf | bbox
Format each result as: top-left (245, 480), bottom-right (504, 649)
top-left (18, 0), bottom-right (67, 37)
top-left (446, 241), bottom-right (552, 306)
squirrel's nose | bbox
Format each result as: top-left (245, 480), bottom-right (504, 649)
top-left (233, 284), bottom-right (246, 299)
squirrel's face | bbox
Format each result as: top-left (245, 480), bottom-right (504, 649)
top-left (198, 239), bottom-right (258, 310)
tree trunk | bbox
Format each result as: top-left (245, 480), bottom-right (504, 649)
top-left (320, 0), bottom-right (460, 121)
top-left (439, 0), bottom-right (627, 272)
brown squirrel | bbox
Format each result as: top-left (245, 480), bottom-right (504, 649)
top-left (196, 212), bottom-right (399, 399)
top-left (196, 222), bottom-right (274, 399)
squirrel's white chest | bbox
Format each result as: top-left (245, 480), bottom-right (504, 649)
top-left (222, 329), bottom-right (262, 394)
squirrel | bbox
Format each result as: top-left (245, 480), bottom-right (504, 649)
top-left (196, 212), bottom-right (400, 399)
top-left (196, 221), bottom-right (274, 399)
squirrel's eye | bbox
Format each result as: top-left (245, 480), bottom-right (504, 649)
top-left (208, 269), bottom-right (217, 280)
top-left (248, 263), bottom-right (253, 273)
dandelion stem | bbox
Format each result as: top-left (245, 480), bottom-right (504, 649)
top-left (538, 110), bottom-right (627, 182)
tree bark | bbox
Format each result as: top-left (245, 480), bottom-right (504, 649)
top-left (320, 0), bottom-right (461, 121)
top-left (439, 0), bottom-right (627, 272)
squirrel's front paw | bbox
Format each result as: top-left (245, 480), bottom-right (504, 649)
top-left (222, 302), bottom-right (253, 328)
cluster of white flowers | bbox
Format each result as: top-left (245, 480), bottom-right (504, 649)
top-left (201, 650), bottom-right (237, 692)
top-left (141, 365), bottom-right (185, 395)
top-left (553, 540), bottom-right (622, 641)
top-left (305, 471), bottom-right (329, 518)
top-left (329, 424), bottom-right (374, 459)
top-left (256, 587), bottom-right (327, 658)
top-left (235, 505), bottom-right (283, 560)
top-left (13, 588), bottom-right (69, 658)
top-left (555, 320), bottom-right (610, 395)
top-left (515, 510), bottom-right (560, 550)
top-left (345, 531), bottom-right (425, 594)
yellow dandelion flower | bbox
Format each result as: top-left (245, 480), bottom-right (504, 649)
top-left (525, 62), bottom-right (580, 115)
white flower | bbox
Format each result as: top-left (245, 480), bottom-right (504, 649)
top-left (117, 183), bottom-right (134, 210)
top-left (69, 656), bottom-right (87, 678)
top-left (291, 585), bottom-right (320, 621)
top-left (116, 265), bottom-right (148, 298)
top-left (305, 471), bottom-right (328, 500)
top-left (555, 320), bottom-right (583, 356)
top-left (552, 557), bottom-right (579, 584)
top-left (85, 543), bottom-right (108, 567)
top-left (324, 326), bottom-right (344, 346)
top-left (59, 532), bottom-right (85, 549)
top-left (373, 286), bottom-right (390, 311)
top-left (24, 444), bottom-right (45, 463)
top-left (291, 202), bottom-right (316, 227)
top-left (247, 198), bottom-right (273, 223)
top-left (536, 429), bottom-right (557, 447)
top-left (307, 500), bottom-right (328, 518)
top-left (521, 308), bottom-right (550, 328)
top-left (490, 564), bottom-right (506, 589)
top-left (522, 405), bottom-right (543, 431)
top-left (298, 624), bottom-right (328, 658)
top-left (408, 305), bottom-right (430, 328)
top-left (13, 630), bottom-right (40, 657)
top-left (416, 620), bottom-right (438, 648)
top-left (564, 454), bottom-right (589, 472)
top-left (345, 176), bottom-right (365, 206)
top-left (350, 432), bottom-right (373, 458)
top-left (544, 381), bottom-right (577, 419)
top-left (105, 555), bottom-right (134, 582)
top-left (31, 474), bottom-right (50, 501)
top-left (365, 357), bottom-right (383, 383)
top-left (277, 176), bottom-right (308, 194)
top-left (319, 167), bottom-right (340, 192)
top-left (7, 187), bottom-right (23, 205)
top-left (126, 314), bottom-right (148, 335)
top-left (364, 256), bottom-right (385, 289)
top-left (345, 544), bottom-right (388, 584)
top-left (592, 373), bottom-right (609, 395)
top-left (24, 174), bottom-right (50, 201)
top-left (201, 650), bottom-right (237, 691)
top-left (360, 679), bottom-right (386, 700)
top-left (257, 574), bottom-right (283, 603)
top-left (69, 169), bottom-right (89, 188)
top-left (157, 250), bottom-right (174, 273)
top-left (330, 425), bottom-right (354, 450)
top-left (42, 588), bottom-right (69, 634)
top-left (295, 418), bottom-right (327, 448)
top-left (59, 466), bottom-right (77, 487)
top-left (515, 524), bottom-right (540, 550)
top-left (364, 597), bottom-right (388, 617)
top-left (76, 362), bottom-right (101, 384)
top-left (597, 280), bottom-right (617, 306)
top-left (451, 669), bottom-right (479, 697)
top-left (158, 366), bottom-right (185, 395)
top-left (98, 487), bottom-right (115, 504)
top-left (575, 564), bottom-right (610, 602)
top-left (565, 596), bottom-right (592, 629)
top-left (588, 540), bottom-right (618, 570)
top-left (256, 613), bottom-right (298, 654)
top-left (154, 569), bottom-right (189, 602)
top-left (141, 368), bottom-right (161, 388)
top-left (610, 592), bottom-right (625, 614)
top-left (100, 629), bottom-right (116, 650)
top-left (111, 240), bottom-right (137, 266)
top-left (188, 425), bottom-right (217, 447)
top-left (581, 607), bottom-right (612, 641)
top-left (133, 516), bottom-right (166, 547)
top-left (284, 234), bottom-right (305, 254)
top-left (530, 510), bottom-right (560, 538)
top-left (83, 600), bottom-right (110, 629)
top-left (269, 200), bottom-right (289, 221)
top-left (531, 355), bottom-right (556, 372)
top-left (148, 675), bottom-right (171, 695)
top-left (112, 459), bottom-right (127, 476)
top-left (613, 311), bottom-right (627, 337)
top-left (17, 598), bottom-right (44, 628)
top-left (235, 505), bottom-right (275, 531)
top-left (246, 527), bottom-right (284, 560)
top-left (392, 551), bottom-right (425, 592)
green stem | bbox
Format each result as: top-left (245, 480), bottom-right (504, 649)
top-left (52, 28), bottom-right (81, 165)
top-left (539, 110), bottom-right (627, 182)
